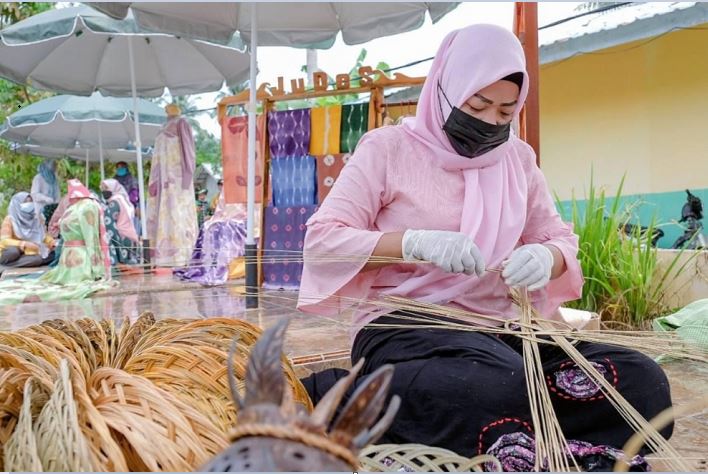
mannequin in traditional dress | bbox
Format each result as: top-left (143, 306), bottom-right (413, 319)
top-left (147, 103), bottom-right (198, 267)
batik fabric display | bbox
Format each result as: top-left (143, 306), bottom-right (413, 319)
top-left (262, 205), bottom-right (317, 290)
top-left (315, 153), bottom-right (350, 203)
top-left (221, 114), bottom-right (268, 204)
top-left (268, 108), bottom-right (311, 158)
top-left (270, 155), bottom-right (318, 208)
top-left (340, 103), bottom-right (369, 153)
top-left (310, 105), bottom-right (341, 156)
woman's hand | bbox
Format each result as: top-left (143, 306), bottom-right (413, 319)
top-left (502, 244), bottom-right (561, 291)
top-left (402, 229), bottom-right (485, 276)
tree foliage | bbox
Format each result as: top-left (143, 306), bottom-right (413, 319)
top-left (276, 48), bottom-right (390, 110)
top-left (0, 2), bottom-right (58, 219)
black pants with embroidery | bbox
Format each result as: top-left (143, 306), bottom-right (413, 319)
top-left (301, 313), bottom-right (673, 462)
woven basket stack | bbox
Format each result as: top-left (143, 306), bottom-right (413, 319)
top-left (0, 313), bottom-right (312, 471)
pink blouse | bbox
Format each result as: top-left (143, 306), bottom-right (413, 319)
top-left (297, 125), bottom-right (583, 339)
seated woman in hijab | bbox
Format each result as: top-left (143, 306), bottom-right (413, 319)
top-left (0, 192), bottom-right (56, 269)
top-left (174, 191), bottom-right (247, 286)
top-left (100, 179), bottom-right (140, 270)
top-left (297, 25), bottom-right (671, 472)
top-left (0, 180), bottom-right (113, 305)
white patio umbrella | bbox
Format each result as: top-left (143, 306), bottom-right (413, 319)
top-left (12, 143), bottom-right (152, 186)
top-left (12, 143), bottom-right (152, 187)
top-left (90, 2), bottom-right (459, 304)
top-left (13, 143), bottom-right (152, 163)
top-left (0, 5), bottom-right (250, 240)
top-left (0, 92), bottom-right (164, 180)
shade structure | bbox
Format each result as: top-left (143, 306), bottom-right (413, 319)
top-left (89, 2), bottom-right (459, 306)
top-left (0, 5), bottom-right (250, 97)
top-left (89, 2), bottom-right (459, 47)
top-left (0, 92), bottom-right (165, 149)
top-left (0, 5), bottom-right (250, 240)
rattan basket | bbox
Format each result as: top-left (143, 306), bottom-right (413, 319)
top-left (88, 367), bottom-right (227, 471)
top-left (33, 359), bottom-right (93, 471)
top-left (3, 378), bottom-right (42, 472)
top-left (1, 316), bottom-right (313, 472)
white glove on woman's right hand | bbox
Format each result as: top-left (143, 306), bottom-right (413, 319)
top-left (402, 229), bottom-right (486, 276)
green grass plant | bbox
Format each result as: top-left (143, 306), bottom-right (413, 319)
top-left (557, 174), bottom-right (694, 327)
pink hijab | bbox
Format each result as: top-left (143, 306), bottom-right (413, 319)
top-left (65, 179), bottom-right (112, 278)
top-left (400, 24), bottom-right (530, 274)
top-left (101, 179), bottom-right (139, 243)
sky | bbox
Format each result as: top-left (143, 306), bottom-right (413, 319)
top-left (190, 2), bottom-right (585, 136)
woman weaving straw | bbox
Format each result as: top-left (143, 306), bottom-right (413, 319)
top-left (297, 24), bottom-right (672, 471)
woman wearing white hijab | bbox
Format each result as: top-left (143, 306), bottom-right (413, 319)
top-left (0, 192), bottom-right (55, 268)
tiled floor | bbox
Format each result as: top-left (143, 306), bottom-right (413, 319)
top-left (0, 270), bottom-right (705, 469)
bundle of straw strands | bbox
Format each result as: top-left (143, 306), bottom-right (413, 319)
top-left (0, 313), bottom-right (312, 472)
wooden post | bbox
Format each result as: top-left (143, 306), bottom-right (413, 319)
top-left (514, 2), bottom-right (541, 166)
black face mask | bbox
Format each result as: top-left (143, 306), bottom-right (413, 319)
top-left (101, 191), bottom-right (113, 200)
top-left (438, 82), bottom-right (511, 158)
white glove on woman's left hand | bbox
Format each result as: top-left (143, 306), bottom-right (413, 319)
top-left (502, 244), bottom-right (555, 291)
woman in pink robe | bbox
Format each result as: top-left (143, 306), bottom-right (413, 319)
top-left (297, 25), bottom-right (670, 470)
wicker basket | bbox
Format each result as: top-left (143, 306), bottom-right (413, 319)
top-left (19, 325), bottom-right (92, 379)
top-left (75, 318), bottom-right (109, 367)
top-left (3, 379), bottom-right (42, 472)
top-left (1, 316), bottom-right (314, 472)
top-left (72, 364), bottom-right (129, 472)
top-left (0, 365), bottom-right (52, 472)
top-left (88, 367), bottom-right (226, 471)
top-left (125, 342), bottom-right (246, 432)
top-left (112, 312), bottom-right (157, 369)
top-left (33, 359), bottom-right (93, 471)
top-left (359, 444), bottom-right (502, 472)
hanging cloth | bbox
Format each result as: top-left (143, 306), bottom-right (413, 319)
top-left (315, 153), bottom-right (350, 203)
top-left (270, 155), bottom-right (318, 208)
top-left (268, 108), bottom-right (311, 158)
top-left (340, 103), bottom-right (369, 153)
top-left (221, 114), bottom-right (268, 204)
top-left (262, 205), bottom-right (318, 290)
top-left (310, 105), bottom-right (342, 156)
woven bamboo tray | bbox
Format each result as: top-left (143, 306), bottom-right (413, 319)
top-left (359, 444), bottom-right (502, 472)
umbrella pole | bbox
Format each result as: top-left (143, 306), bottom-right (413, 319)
top-left (85, 149), bottom-right (89, 185)
top-left (128, 35), bottom-right (150, 267)
top-left (245, 2), bottom-right (259, 309)
top-left (98, 122), bottom-right (105, 180)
